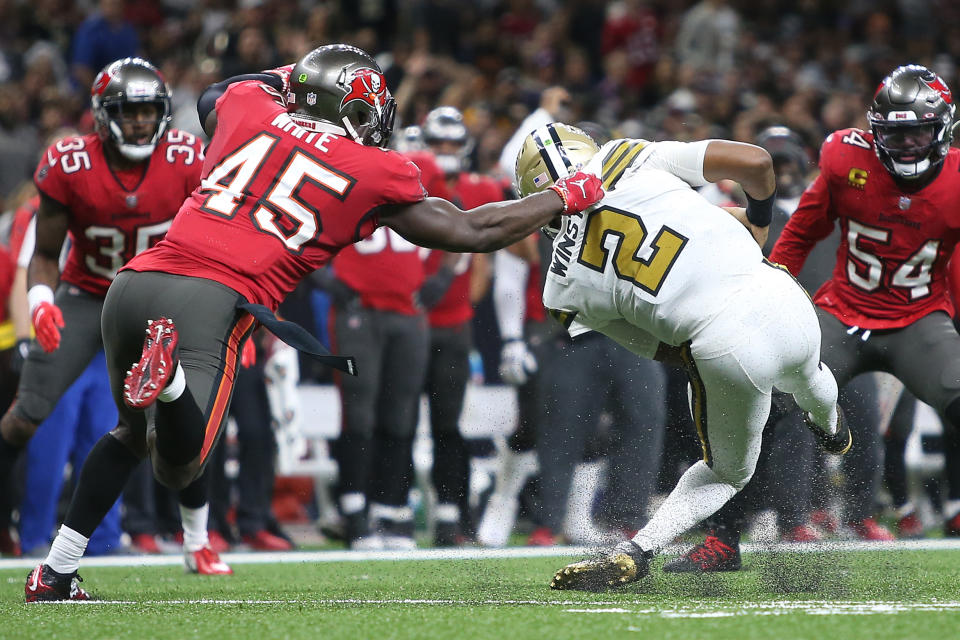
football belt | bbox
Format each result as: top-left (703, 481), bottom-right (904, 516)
top-left (237, 301), bottom-right (358, 376)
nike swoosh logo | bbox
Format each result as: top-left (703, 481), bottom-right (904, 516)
top-left (27, 568), bottom-right (40, 592)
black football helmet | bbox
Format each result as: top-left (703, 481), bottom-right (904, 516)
top-left (287, 44), bottom-right (395, 148)
top-left (867, 64), bottom-right (955, 182)
top-left (91, 57), bottom-right (171, 161)
top-left (422, 106), bottom-right (474, 175)
top-left (755, 125), bottom-right (811, 198)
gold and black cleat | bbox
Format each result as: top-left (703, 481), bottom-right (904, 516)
top-left (805, 405), bottom-right (852, 455)
top-left (550, 541), bottom-right (652, 592)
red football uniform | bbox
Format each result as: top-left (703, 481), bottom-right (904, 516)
top-left (34, 131), bottom-right (203, 298)
top-left (126, 79), bottom-right (426, 310)
top-left (333, 227), bottom-right (426, 314)
top-left (770, 128), bottom-right (960, 330)
top-left (424, 172), bottom-right (503, 327)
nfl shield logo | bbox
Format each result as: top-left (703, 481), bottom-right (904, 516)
top-left (899, 196), bottom-right (911, 210)
top-left (306, 92), bottom-right (317, 106)
top-left (126, 194), bottom-right (138, 208)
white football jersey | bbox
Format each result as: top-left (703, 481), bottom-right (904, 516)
top-left (542, 138), bottom-right (765, 356)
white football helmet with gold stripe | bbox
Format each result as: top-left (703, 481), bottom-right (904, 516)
top-left (515, 123), bottom-right (600, 236)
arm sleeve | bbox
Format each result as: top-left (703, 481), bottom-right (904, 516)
top-left (498, 107), bottom-right (556, 179)
top-left (197, 73), bottom-right (285, 126)
top-left (493, 249), bottom-right (529, 339)
top-left (768, 172), bottom-right (836, 275)
top-left (640, 140), bottom-right (711, 187)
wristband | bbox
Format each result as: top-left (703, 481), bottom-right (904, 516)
top-left (27, 284), bottom-right (55, 315)
top-left (745, 190), bottom-right (776, 227)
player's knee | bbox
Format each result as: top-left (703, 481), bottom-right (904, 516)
top-left (109, 423), bottom-right (148, 459)
top-left (712, 462), bottom-right (754, 491)
top-left (152, 457), bottom-right (199, 491)
top-left (0, 411), bottom-right (40, 447)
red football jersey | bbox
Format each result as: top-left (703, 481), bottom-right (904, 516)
top-left (34, 131), bottom-right (203, 298)
top-left (425, 172), bottom-right (504, 327)
top-left (770, 128), bottom-right (960, 329)
top-left (333, 227), bottom-right (426, 314)
top-left (126, 80), bottom-right (426, 309)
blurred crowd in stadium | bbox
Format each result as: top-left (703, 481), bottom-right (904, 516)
top-left (2, 0), bottom-right (960, 559)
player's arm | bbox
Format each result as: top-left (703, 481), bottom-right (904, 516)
top-left (722, 206), bottom-right (768, 247)
top-left (702, 140), bottom-right (775, 244)
top-left (27, 194), bottom-right (69, 352)
top-left (197, 71), bottom-right (287, 138)
top-left (383, 171), bottom-right (602, 253)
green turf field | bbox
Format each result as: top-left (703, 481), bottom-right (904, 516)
top-left (2, 547), bottom-right (959, 640)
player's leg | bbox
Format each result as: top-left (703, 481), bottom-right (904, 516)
top-left (72, 352), bottom-right (124, 556)
top-left (330, 304), bottom-right (384, 547)
top-left (369, 312), bottom-right (429, 549)
top-left (0, 288), bottom-right (103, 495)
top-left (885, 312), bottom-right (960, 535)
top-left (884, 391), bottom-right (923, 537)
top-left (424, 323), bottom-right (472, 546)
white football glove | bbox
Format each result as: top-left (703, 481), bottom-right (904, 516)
top-left (263, 338), bottom-right (307, 465)
top-left (498, 338), bottom-right (537, 386)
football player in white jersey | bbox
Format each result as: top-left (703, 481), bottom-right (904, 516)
top-left (514, 123), bottom-right (850, 592)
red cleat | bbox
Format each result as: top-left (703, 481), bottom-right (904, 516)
top-left (242, 529), bottom-right (294, 551)
top-left (526, 526), bottom-right (564, 547)
top-left (207, 530), bottom-right (232, 554)
top-left (25, 564), bottom-right (90, 602)
top-left (782, 524), bottom-right (824, 543)
top-left (662, 535), bottom-right (742, 573)
top-left (944, 513), bottom-right (960, 537)
top-left (810, 509), bottom-right (840, 534)
top-left (185, 545), bottom-right (233, 575)
top-left (847, 517), bottom-right (895, 541)
top-left (896, 513), bottom-right (924, 539)
top-left (124, 318), bottom-right (178, 409)
top-left (130, 533), bottom-right (161, 554)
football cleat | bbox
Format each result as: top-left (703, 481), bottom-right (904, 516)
top-left (527, 526), bottom-right (564, 547)
top-left (944, 513), bottom-right (960, 537)
top-left (242, 529), bottom-right (293, 551)
top-left (804, 405), bottom-right (852, 455)
top-left (810, 509), bottom-right (840, 534)
top-left (184, 545), bottom-right (233, 575)
top-left (25, 564), bottom-right (91, 602)
top-left (846, 517), bottom-right (895, 541)
top-left (124, 317), bottom-right (178, 409)
top-left (551, 541), bottom-right (652, 591)
top-left (782, 524), bottom-right (824, 543)
top-left (896, 512), bottom-right (924, 539)
top-left (662, 535), bottom-right (742, 573)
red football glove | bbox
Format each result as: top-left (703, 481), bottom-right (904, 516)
top-left (549, 170), bottom-right (604, 214)
top-left (241, 337), bottom-right (257, 368)
top-left (32, 302), bottom-right (64, 353)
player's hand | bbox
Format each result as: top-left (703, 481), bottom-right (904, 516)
top-left (540, 87), bottom-right (572, 121)
top-left (549, 171), bottom-right (604, 214)
top-left (499, 338), bottom-right (537, 386)
top-left (31, 302), bottom-right (64, 353)
top-left (241, 338), bottom-right (257, 368)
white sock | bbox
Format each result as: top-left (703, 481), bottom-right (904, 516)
top-left (632, 461), bottom-right (738, 554)
top-left (45, 525), bottom-right (89, 575)
top-left (340, 492), bottom-right (366, 515)
top-left (944, 499), bottom-right (960, 520)
top-left (180, 503), bottom-right (210, 552)
top-left (435, 503), bottom-right (460, 523)
top-left (158, 363), bottom-right (186, 403)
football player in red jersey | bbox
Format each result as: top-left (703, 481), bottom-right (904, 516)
top-left (417, 107), bottom-right (500, 545)
top-left (27, 44), bottom-right (601, 599)
top-left (666, 64), bottom-right (960, 573)
top-left (5, 58), bottom-right (235, 601)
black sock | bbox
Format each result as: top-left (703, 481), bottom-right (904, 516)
top-left (64, 434), bottom-right (142, 537)
top-left (332, 432), bottom-right (373, 495)
top-left (371, 434), bottom-right (414, 507)
top-left (178, 467), bottom-right (210, 509)
top-left (942, 398), bottom-right (960, 501)
top-left (883, 433), bottom-right (910, 507)
top-left (154, 390), bottom-right (205, 466)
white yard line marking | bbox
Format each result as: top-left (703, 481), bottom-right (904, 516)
top-left (5, 538), bottom-right (960, 571)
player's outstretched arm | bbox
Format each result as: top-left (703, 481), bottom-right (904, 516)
top-left (384, 171), bottom-right (603, 253)
top-left (703, 141), bottom-right (775, 241)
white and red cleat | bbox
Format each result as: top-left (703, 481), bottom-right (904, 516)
top-left (185, 545), bottom-right (233, 575)
top-left (124, 318), bottom-right (178, 409)
top-left (25, 564), bottom-right (91, 602)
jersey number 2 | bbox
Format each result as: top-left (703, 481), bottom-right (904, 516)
top-left (200, 133), bottom-right (354, 252)
top-left (579, 205), bottom-right (688, 295)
